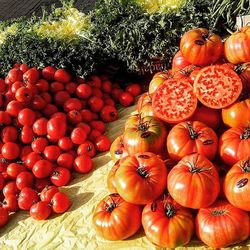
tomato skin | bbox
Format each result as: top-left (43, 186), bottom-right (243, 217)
top-left (40, 186), bottom-right (59, 202)
top-left (196, 200), bottom-right (249, 248)
top-left (16, 171), bottom-right (34, 190)
top-left (0, 173), bottom-right (5, 190)
top-left (0, 207), bottom-right (9, 227)
top-left (222, 99), bottom-right (250, 128)
top-left (77, 141), bottom-right (96, 158)
top-left (20, 125), bottom-right (35, 144)
top-left (123, 115), bottom-right (167, 155)
top-left (34, 178), bottom-right (51, 192)
top-left (95, 135), bottom-right (111, 152)
top-left (32, 160), bottom-right (53, 179)
top-left (110, 135), bottom-right (128, 162)
top-left (51, 192), bottom-right (71, 213)
top-left (3, 181), bottom-right (19, 197)
top-left (180, 28), bottom-right (223, 66)
top-left (115, 152), bottom-right (167, 205)
top-left (73, 155), bottom-right (93, 174)
top-left (168, 153), bottom-right (220, 209)
top-left (18, 187), bottom-right (40, 211)
top-left (225, 27), bottom-right (250, 64)
top-left (31, 137), bottom-right (48, 153)
top-left (32, 118), bottom-right (48, 136)
top-left (92, 193), bottom-right (141, 240)
top-left (219, 127), bottom-right (250, 166)
top-left (107, 161), bottom-right (121, 193)
top-left (58, 137), bottom-right (73, 151)
top-left (6, 100), bottom-right (24, 117)
top-left (76, 84), bottom-right (92, 99)
top-left (2, 195), bottom-right (19, 212)
top-left (7, 163), bottom-right (26, 179)
top-left (167, 121), bottom-right (218, 161)
top-left (63, 98), bottom-right (82, 112)
top-left (23, 68), bottom-right (40, 85)
top-left (50, 81), bottom-right (64, 93)
top-left (50, 167), bottom-right (71, 187)
top-left (101, 80), bottom-right (112, 93)
top-left (42, 66), bottom-right (56, 81)
top-left (88, 75), bottom-right (102, 89)
top-left (2, 142), bottom-right (20, 160)
top-left (1, 126), bottom-right (18, 143)
top-left (54, 91), bottom-right (70, 106)
top-left (142, 198), bottom-right (194, 248)
top-left (88, 129), bottom-right (101, 142)
top-left (224, 158), bottom-right (250, 211)
top-left (54, 69), bottom-right (72, 84)
top-left (65, 82), bottom-right (77, 94)
top-left (15, 87), bottom-right (33, 103)
top-left (43, 145), bottom-right (61, 162)
top-left (30, 201), bottom-right (52, 220)
top-left (100, 105), bottom-right (118, 123)
top-left (47, 117), bottom-right (66, 140)
top-left (0, 111), bottom-right (11, 125)
top-left (70, 127), bottom-right (87, 145)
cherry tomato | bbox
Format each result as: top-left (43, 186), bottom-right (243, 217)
top-left (101, 80), bottom-right (112, 93)
top-left (80, 109), bottom-right (94, 123)
top-left (77, 141), bottom-right (96, 158)
top-left (119, 92), bottom-right (134, 107)
top-left (15, 87), bottom-right (33, 103)
top-left (88, 96), bottom-right (104, 113)
top-left (54, 91), bottom-right (70, 106)
top-left (19, 64), bottom-right (29, 73)
top-left (67, 110), bottom-right (82, 124)
top-left (16, 171), bottom-right (34, 190)
top-left (20, 145), bottom-right (33, 161)
top-left (92, 87), bottom-right (103, 98)
top-left (11, 81), bottom-right (25, 93)
top-left (51, 192), bottom-right (71, 214)
top-left (25, 152), bottom-right (43, 170)
top-left (47, 117), bottom-right (66, 140)
top-left (50, 167), bottom-right (71, 187)
top-left (74, 155), bottom-right (93, 174)
top-left (34, 178), bottom-right (51, 192)
top-left (43, 145), bottom-right (61, 162)
top-left (30, 201), bottom-right (52, 220)
top-left (54, 69), bottom-right (72, 84)
top-left (32, 160), bottom-right (53, 179)
top-left (7, 68), bottom-right (23, 83)
top-left (31, 137), bottom-right (48, 153)
top-left (71, 127), bottom-right (87, 145)
top-left (36, 79), bottom-right (49, 92)
top-left (57, 153), bottom-right (74, 169)
top-left (20, 125), bottom-right (35, 144)
top-left (7, 163), bottom-right (26, 179)
top-left (40, 186), bottom-right (59, 202)
top-left (31, 95), bottom-right (47, 111)
top-left (95, 135), bottom-right (111, 152)
top-left (0, 111), bottom-right (11, 125)
top-left (58, 137), bottom-right (73, 151)
top-left (100, 105), bottom-right (118, 123)
top-left (76, 123), bottom-right (91, 135)
top-left (18, 108), bottom-right (36, 126)
top-left (0, 207), bottom-right (9, 227)
top-left (126, 83), bottom-right (141, 97)
top-left (2, 195), bottom-right (19, 212)
top-left (32, 118), bottom-right (48, 136)
top-left (23, 68), bottom-right (40, 85)
top-left (6, 100), bottom-right (24, 117)
top-left (2, 142), bottom-right (20, 160)
top-left (3, 181), bottom-right (19, 197)
top-left (0, 173), bottom-right (5, 190)
top-left (42, 104), bottom-right (58, 118)
top-left (76, 84), bottom-right (92, 99)
top-left (65, 82), bottom-right (77, 94)
top-left (50, 81), bottom-right (64, 93)
top-left (88, 75), bottom-right (102, 88)
top-left (18, 187), bottom-right (39, 211)
top-left (90, 121), bottom-right (106, 134)
top-left (88, 129), bottom-right (101, 142)
top-left (42, 66), bottom-right (56, 81)
top-left (1, 126), bottom-right (18, 143)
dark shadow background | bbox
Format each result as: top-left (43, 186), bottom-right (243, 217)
top-left (0, 0), bottom-right (96, 21)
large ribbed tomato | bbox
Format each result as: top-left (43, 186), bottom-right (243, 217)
top-left (123, 115), bottom-right (167, 155)
top-left (167, 121), bottom-right (218, 161)
top-left (196, 200), bottom-right (249, 248)
top-left (224, 158), bottom-right (250, 211)
top-left (115, 152), bottom-right (167, 205)
top-left (224, 26), bottom-right (250, 64)
top-left (180, 28), bottom-right (223, 66)
top-left (109, 135), bottom-right (128, 162)
top-left (235, 63), bottom-right (250, 99)
top-left (136, 93), bottom-right (153, 118)
top-left (219, 127), bottom-right (250, 166)
top-left (92, 194), bottom-right (141, 240)
top-left (142, 197), bottom-right (194, 248)
top-left (168, 153), bottom-right (220, 209)
top-left (222, 99), bottom-right (250, 128)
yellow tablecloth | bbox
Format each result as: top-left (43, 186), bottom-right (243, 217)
top-left (0, 105), bottom-right (249, 250)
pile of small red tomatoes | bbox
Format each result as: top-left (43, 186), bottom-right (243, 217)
top-left (92, 27), bottom-right (250, 248)
top-left (0, 63), bottom-right (141, 226)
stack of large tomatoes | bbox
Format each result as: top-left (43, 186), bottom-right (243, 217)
top-left (93, 27), bottom-right (250, 248)
top-left (0, 63), bottom-right (141, 226)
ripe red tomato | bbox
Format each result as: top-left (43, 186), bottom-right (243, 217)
top-left (25, 152), bottom-right (43, 170)
top-left (0, 111), bottom-right (11, 125)
top-left (16, 171), bottom-right (34, 190)
top-left (20, 125), bottom-right (35, 144)
top-left (77, 141), bottom-right (96, 158)
top-left (2, 195), bottom-right (19, 212)
top-left (73, 155), bottom-right (93, 174)
top-left (101, 80), bottom-right (112, 93)
top-left (54, 91), bottom-right (70, 106)
top-left (40, 186), bottom-right (59, 202)
top-left (30, 201), bottom-right (52, 220)
top-left (54, 69), bottom-right (72, 83)
top-left (100, 105), bottom-right (118, 123)
top-left (50, 81), bottom-right (64, 93)
top-left (222, 99), bottom-right (250, 128)
top-left (51, 192), bottom-right (71, 213)
top-left (196, 200), bottom-right (249, 248)
top-left (2, 142), bottom-right (20, 160)
top-left (66, 110), bottom-right (81, 124)
top-left (6, 100), bottom-right (24, 117)
top-left (125, 83), bottom-right (141, 97)
top-left (76, 84), bottom-right (92, 99)
top-left (18, 187), bottom-right (40, 211)
top-left (7, 163), bottom-right (26, 179)
top-left (180, 28), bottom-right (223, 66)
top-left (32, 118), bottom-right (48, 136)
top-left (194, 65), bottom-right (242, 109)
top-left (119, 92), bottom-right (134, 107)
top-left (65, 82), bottom-right (77, 94)
top-left (63, 98), bottom-right (82, 112)
top-left (40, 92), bottom-right (52, 103)
top-left (43, 145), bottom-right (61, 162)
top-left (11, 81), bottom-right (25, 93)
top-left (115, 152), bottom-right (167, 204)
top-left (167, 121), bottom-right (218, 161)
top-left (47, 117), bottom-right (66, 140)
top-left (36, 79), bottom-right (49, 92)
top-left (76, 123), bottom-right (91, 135)
top-left (57, 153), bottom-right (74, 169)
top-left (0, 207), bottom-right (9, 227)
top-left (1, 126), bottom-right (18, 143)
top-left (88, 96), bottom-right (104, 113)
top-left (123, 115), bottom-right (167, 155)
top-left (168, 153), bottom-right (220, 209)
top-left (34, 178), bottom-right (51, 192)
top-left (142, 197), bottom-right (194, 248)
top-left (93, 194), bottom-right (142, 241)
top-left (42, 104), bottom-right (58, 118)
top-left (42, 66), bottom-right (56, 81)
top-left (172, 50), bottom-right (191, 72)
top-left (3, 181), bottom-right (19, 197)
top-left (15, 87), bottom-right (33, 103)
top-left (50, 167), bottom-right (71, 187)
top-left (0, 78), bottom-right (6, 93)
top-left (32, 160), bottom-right (53, 179)
top-left (18, 108), bottom-right (36, 126)
top-left (23, 68), bottom-right (40, 85)
top-left (7, 68), bottom-right (23, 83)
top-left (31, 137), bottom-right (48, 153)
top-left (0, 173), bottom-right (5, 190)
top-left (110, 135), bottom-right (128, 162)
top-left (111, 88), bottom-right (123, 102)
top-left (88, 75), bottom-right (102, 88)
top-left (80, 109), bottom-right (94, 123)
top-left (94, 135), bottom-right (111, 152)
top-left (58, 137), bottom-right (73, 151)
top-left (70, 127), bottom-right (87, 145)
top-left (31, 95), bottom-right (47, 110)
top-left (152, 78), bottom-right (197, 123)
top-left (89, 120), bottom-right (105, 134)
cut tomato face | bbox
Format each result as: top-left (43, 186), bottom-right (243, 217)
top-left (193, 65), bottom-right (243, 109)
top-left (152, 78), bottom-right (197, 123)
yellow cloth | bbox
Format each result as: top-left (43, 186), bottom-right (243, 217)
top-left (0, 105), bottom-right (248, 250)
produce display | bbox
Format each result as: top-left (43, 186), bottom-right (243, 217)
top-left (93, 26), bottom-right (250, 248)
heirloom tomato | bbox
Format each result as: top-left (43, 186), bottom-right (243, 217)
top-left (110, 135), bottom-right (128, 162)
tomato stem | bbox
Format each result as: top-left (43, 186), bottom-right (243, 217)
top-left (187, 122), bottom-right (198, 140)
top-left (137, 166), bottom-right (149, 178)
top-left (164, 203), bottom-right (176, 218)
top-left (187, 162), bottom-right (212, 173)
top-left (240, 128), bottom-right (250, 140)
top-left (211, 210), bottom-right (226, 216)
top-left (241, 158), bottom-right (250, 173)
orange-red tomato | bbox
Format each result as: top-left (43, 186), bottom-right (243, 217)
top-left (196, 200), bottom-right (249, 248)
top-left (148, 71), bottom-right (173, 94)
top-left (115, 152), bottom-right (167, 205)
top-left (168, 153), bottom-right (220, 209)
top-left (92, 194), bottom-right (141, 240)
top-left (222, 99), bottom-right (250, 128)
top-left (142, 197), bottom-right (194, 248)
top-left (172, 50), bottom-right (191, 72)
top-left (180, 28), bottom-right (223, 66)
top-left (224, 158), bottom-right (250, 211)
top-left (224, 26), bottom-right (250, 64)
top-left (110, 135), bottom-right (128, 162)
top-left (167, 121), bottom-right (218, 161)
top-left (219, 127), bottom-right (250, 166)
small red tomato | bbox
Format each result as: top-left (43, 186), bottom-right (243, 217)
top-left (20, 125), bottom-right (35, 144)
top-left (34, 178), bottom-right (51, 192)
top-left (32, 160), bottom-right (53, 179)
top-left (42, 66), bottom-right (56, 81)
top-left (88, 75), bottom-right (102, 88)
top-left (43, 145), bottom-right (61, 162)
top-left (2, 195), bottom-right (19, 212)
top-left (80, 109), bottom-right (94, 123)
top-left (7, 163), bottom-right (26, 179)
top-left (88, 129), bottom-right (101, 142)
top-left (126, 83), bottom-right (141, 97)
top-left (51, 112), bottom-right (67, 121)
top-left (0, 173), bottom-right (5, 190)
top-left (67, 110), bottom-right (82, 124)
top-left (1, 126), bottom-right (18, 143)
top-left (41, 92), bottom-right (52, 103)
top-left (15, 87), bottom-right (33, 103)
top-left (77, 123), bottom-right (91, 135)
top-left (111, 88), bottom-right (123, 101)
top-left (30, 201), bottom-right (52, 220)
top-left (36, 79), bottom-right (49, 92)
top-left (50, 81), bottom-right (64, 93)
top-left (54, 91), bottom-right (70, 106)
top-left (88, 96), bottom-right (104, 113)
top-left (63, 98), bottom-right (82, 112)
top-left (31, 137), bottom-right (48, 153)
top-left (57, 153), bottom-right (74, 169)
top-left (104, 98), bottom-right (115, 107)
top-left (42, 104), bottom-right (58, 118)
top-left (47, 117), bottom-right (67, 140)
top-left (16, 171), bottom-right (34, 190)
top-left (51, 192), bottom-right (71, 213)
top-left (18, 187), bottom-right (39, 211)
top-left (58, 137), bottom-right (73, 151)
top-left (100, 105), bottom-right (118, 123)
top-left (76, 77), bottom-right (85, 84)
top-left (77, 141), bottom-right (96, 158)
top-left (76, 84), bottom-right (92, 99)
top-left (0, 207), bottom-right (9, 227)
top-left (119, 92), bottom-right (134, 107)
top-left (11, 81), bottom-right (25, 93)
top-left (0, 111), bottom-right (11, 125)
top-left (74, 155), bottom-right (93, 174)
top-left (90, 120), bottom-right (106, 134)
top-left (54, 69), bottom-right (72, 84)
top-left (3, 181), bottom-right (19, 197)
top-left (20, 145), bottom-right (33, 161)
top-left (33, 118), bottom-right (48, 136)
top-left (2, 142), bottom-right (20, 160)
top-left (92, 87), bottom-right (103, 98)
top-left (40, 186), bottom-right (59, 202)
top-left (19, 64), bottom-right (29, 73)
top-left (65, 82), bottom-right (77, 94)
top-left (95, 135), bottom-right (111, 152)
top-left (23, 68), bottom-right (40, 85)
top-left (50, 167), bottom-right (71, 187)
top-left (71, 127), bottom-right (87, 145)
top-left (6, 100), bottom-right (24, 117)
top-left (7, 68), bottom-right (23, 83)
top-left (25, 152), bottom-right (43, 170)
top-left (18, 108), bottom-right (36, 126)
top-left (101, 80), bottom-right (112, 93)
top-left (31, 95), bottom-right (47, 111)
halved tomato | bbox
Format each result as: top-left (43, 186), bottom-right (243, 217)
top-left (152, 78), bottom-right (197, 123)
top-left (193, 65), bottom-right (242, 109)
